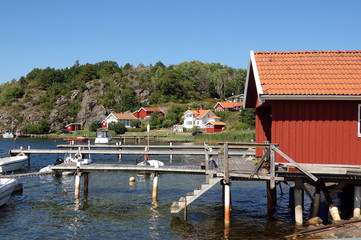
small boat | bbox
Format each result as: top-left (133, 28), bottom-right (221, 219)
top-left (2, 132), bottom-right (14, 138)
top-left (0, 178), bottom-right (18, 207)
top-left (0, 154), bottom-right (28, 173)
top-left (40, 154), bottom-right (92, 174)
top-left (137, 160), bottom-right (164, 167)
top-left (63, 136), bottom-right (89, 142)
top-left (95, 131), bottom-right (112, 144)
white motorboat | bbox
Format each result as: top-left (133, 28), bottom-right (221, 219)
top-left (95, 130), bottom-right (112, 144)
top-left (2, 132), bottom-right (14, 138)
top-left (0, 154), bottom-right (28, 173)
top-left (39, 154), bottom-right (92, 174)
top-left (0, 178), bottom-right (18, 207)
top-left (137, 160), bottom-right (164, 167)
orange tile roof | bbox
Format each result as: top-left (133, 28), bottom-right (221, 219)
top-left (113, 113), bottom-right (136, 120)
top-left (216, 102), bottom-right (243, 108)
top-left (208, 121), bottom-right (226, 126)
top-left (253, 50), bottom-right (361, 95)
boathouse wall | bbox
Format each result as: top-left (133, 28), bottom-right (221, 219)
top-left (260, 100), bottom-right (361, 165)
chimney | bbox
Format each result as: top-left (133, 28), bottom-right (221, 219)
top-left (200, 105), bottom-right (203, 110)
top-left (197, 108), bottom-right (199, 113)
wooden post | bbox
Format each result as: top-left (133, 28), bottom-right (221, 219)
top-left (204, 142), bottom-right (209, 175)
top-left (184, 198), bottom-right (187, 221)
top-left (75, 167), bottom-right (81, 199)
top-left (27, 153), bottom-right (30, 168)
top-left (169, 142), bottom-right (173, 162)
top-left (152, 171), bottom-right (159, 203)
top-left (294, 179), bottom-right (303, 225)
top-left (270, 145), bottom-right (275, 189)
top-left (312, 184), bottom-right (321, 218)
top-left (354, 186), bottom-right (361, 218)
top-left (223, 143), bottom-right (230, 227)
top-left (84, 173), bottom-right (89, 196)
top-left (267, 181), bottom-right (277, 214)
top-left (224, 183), bottom-right (231, 227)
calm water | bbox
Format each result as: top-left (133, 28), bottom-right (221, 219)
top-left (0, 138), bottom-right (304, 239)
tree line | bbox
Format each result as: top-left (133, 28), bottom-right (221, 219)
top-left (0, 60), bottom-right (252, 134)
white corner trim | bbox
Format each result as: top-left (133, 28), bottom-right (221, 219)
top-left (250, 51), bottom-right (263, 95)
top-left (243, 50), bottom-right (263, 109)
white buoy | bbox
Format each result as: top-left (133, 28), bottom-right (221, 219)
top-left (330, 206), bottom-right (341, 221)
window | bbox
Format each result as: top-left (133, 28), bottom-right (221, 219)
top-left (359, 104), bottom-right (361, 137)
top-left (186, 121), bottom-right (193, 125)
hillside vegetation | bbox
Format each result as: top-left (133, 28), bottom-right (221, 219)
top-left (0, 60), bottom-right (254, 134)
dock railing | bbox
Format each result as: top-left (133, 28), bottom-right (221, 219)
top-left (206, 142), bottom-right (318, 189)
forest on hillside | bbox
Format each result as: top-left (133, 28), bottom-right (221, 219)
top-left (0, 60), bottom-right (254, 134)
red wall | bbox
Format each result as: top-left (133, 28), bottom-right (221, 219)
top-left (268, 100), bottom-right (361, 165)
top-left (215, 105), bottom-right (224, 111)
top-left (255, 106), bottom-right (272, 157)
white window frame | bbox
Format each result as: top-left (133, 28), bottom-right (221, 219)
top-left (358, 104), bottom-right (361, 137)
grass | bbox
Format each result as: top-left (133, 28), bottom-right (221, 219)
top-left (193, 130), bottom-right (255, 144)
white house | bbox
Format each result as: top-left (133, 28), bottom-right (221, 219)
top-left (102, 112), bottom-right (137, 128)
top-left (182, 108), bottom-right (221, 129)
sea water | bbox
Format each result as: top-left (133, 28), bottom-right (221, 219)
top-left (0, 138), bottom-right (303, 239)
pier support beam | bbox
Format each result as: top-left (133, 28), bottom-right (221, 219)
top-left (294, 179), bottom-right (303, 225)
top-left (267, 181), bottom-right (277, 214)
top-left (152, 171), bottom-right (159, 203)
top-left (84, 173), bottom-right (89, 196)
top-left (224, 183), bottom-right (231, 227)
top-left (170, 142), bottom-right (173, 162)
top-left (312, 184), bottom-right (321, 218)
top-left (354, 186), bottom-right (361, 218)
top-left (75, 167), bottom-right (81, 199)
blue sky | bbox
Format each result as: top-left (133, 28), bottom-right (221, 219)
top-left (0, 0), bottom-right (360, 84)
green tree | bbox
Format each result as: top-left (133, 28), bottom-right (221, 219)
top-left (80, 64), bottom-right (98, 82)
top-left (120, 85), bottom-right (139, 111)
top-left (130, 119), bottom-right (141, 128)
top-left (239, 109), bottom-right (256, 128)
top-left (109, 122), bottom-right (126, 135)
top-left (90, 121), bottom-right (101, 132)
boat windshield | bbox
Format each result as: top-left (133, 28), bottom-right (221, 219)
top-left (96, 131), bottom-right (108, 138)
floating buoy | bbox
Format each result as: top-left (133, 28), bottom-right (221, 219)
top-left (62, 188), bottom-right (68, 196)
top-left (129, 177), bottom-right (135, 182)
top-left (144, 155), bottom-right (148, 161)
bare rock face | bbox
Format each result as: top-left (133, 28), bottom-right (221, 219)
top-left (135, 89), bottom-right (149, 104)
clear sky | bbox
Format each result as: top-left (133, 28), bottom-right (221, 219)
top-left (0, 0), bottom-right (360, 84)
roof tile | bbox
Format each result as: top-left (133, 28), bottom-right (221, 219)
top-left (254, 50), bottom-right (361, 95)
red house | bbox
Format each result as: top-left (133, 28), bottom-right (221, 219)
top-left (66, 123), bottom-right (82, 132)
top-left (214, 102), bottom-right (243, 112)
top-left (206, 121), bottom-right (226, 133)
top-left (133, 107), bottom-right (165, 119)
top-left (244, 50), bottom-right (361, 165)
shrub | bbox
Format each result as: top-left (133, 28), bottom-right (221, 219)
top-left (234, 122), bottom-right (249, 130)
top-left (90, 121), bottom-right (101, 132)
top-left (109, 122), bottom-right (127, 135)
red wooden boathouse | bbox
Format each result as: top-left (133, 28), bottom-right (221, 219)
top-left (244, 50), bottom-right (361, 165)
top-left (133, 107), bottom-right (165, 119)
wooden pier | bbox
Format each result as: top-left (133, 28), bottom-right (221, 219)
top-left (7, 141), bottom-right (361, 231)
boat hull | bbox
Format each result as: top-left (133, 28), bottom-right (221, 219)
top-left (0, 178), bottom-right (17, 206)
top-left (0, 155), bottom-right (28, 173)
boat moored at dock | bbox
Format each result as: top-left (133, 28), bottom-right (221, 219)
top-left (0, 154), bottom-right (28, 173)
top-left (0, 178), bottom-right (18, 207)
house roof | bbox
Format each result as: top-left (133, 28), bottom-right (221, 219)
top-left (207, 121), bottom-right (226, 126)
top-left (246, 50), bottom-right (361, 99)
top-left (182, 109), bottom-right (216, 119)
top-left (140, 107), bottom-right (164, 113)
top-left (113, 113), bottom-right (136, 120)
top-left (215, 102), bottom-right (243, 109)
